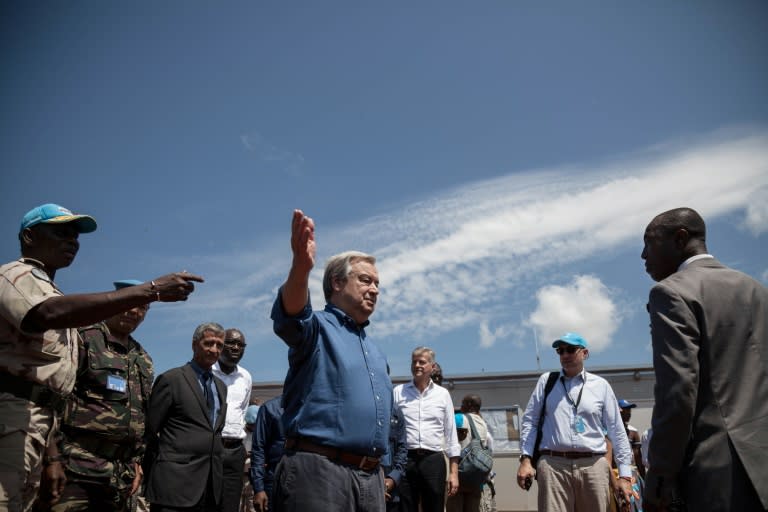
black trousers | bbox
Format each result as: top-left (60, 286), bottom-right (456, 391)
top-left (399, 451), bottom-right (446, 512)
top-left (150, 471), bottom-right (220, 512)
top-left (221, 443), bottom-right (247, 512)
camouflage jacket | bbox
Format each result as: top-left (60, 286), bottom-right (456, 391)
top-left (60, 323), bottom-right (154, 483)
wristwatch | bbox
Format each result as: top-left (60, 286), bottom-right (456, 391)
top-left (519, 454), bottom-right (531, 463)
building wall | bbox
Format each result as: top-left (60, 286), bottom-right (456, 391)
top-left (250, 365), bottom-right (655, 512)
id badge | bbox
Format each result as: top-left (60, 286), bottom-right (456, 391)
top-left (106, 374), bottom-right (127, 393)
top-left (573, 415), bottom-right (586, 434)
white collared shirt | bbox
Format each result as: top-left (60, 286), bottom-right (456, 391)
top-left (678, 253), bottom-right (714, 271)
top-left (212, 362), bottom-right (252, 440)
top-left (393, 380), bottom-right (461, 458)
top-left (519, 369), bottom-right (634, 478)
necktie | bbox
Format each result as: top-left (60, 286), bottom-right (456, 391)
top-left (202, 372), bottom-right (215, 424)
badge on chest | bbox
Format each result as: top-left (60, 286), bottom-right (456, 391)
top-left (107, 374), bottom-right (127, 393)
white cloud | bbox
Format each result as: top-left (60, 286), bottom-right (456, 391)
top-left (527, 275), bottom-right (620, 352)
top-left (240, 131), bottom-right (305, 176)
top-left (197, 128), bottom-right (768, 351)
top-left (478, 320), bottom-right (511, 349)
top-left (743, 186), bottom-right (768, 236)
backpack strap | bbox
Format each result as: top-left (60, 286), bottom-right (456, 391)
top-left (541, 371), bottom-right (560, 419)
top-left (532, 371), bottom-right (560, 464)
top-left (465, 413), bottom-right (481, 442)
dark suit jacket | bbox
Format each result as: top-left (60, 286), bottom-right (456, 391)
top-left (645, 258), bottom-right (768, 510)
top-left (144, 363), bottom-right (228, 508)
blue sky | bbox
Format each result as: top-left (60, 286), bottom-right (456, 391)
top-left (2, 2), bottom-right (767, 383)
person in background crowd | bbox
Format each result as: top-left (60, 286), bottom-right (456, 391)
top-left (382, 402), bottom-right (407, 511)
top-left (394, 346), bottom-right (461, 512)
top-left (143, 323), bottom-right (227, 512)
top-left (641, 207), bottom-right (768, 511)
top-left (430, 362), bottom-right (443, 386)
top-left (213, 328), bottom-right (252, 512)
top-left (617, 399), bottom-right (644, 479)
top-left (516, 332), bottom-right (633, 512)
top-left (639, 428), bottom-right (652, 475)
top-left (448, 395), bottom-right (490, 512)
top-left (0, 203), bottom-right (202, 512)
top-left (239, 404), bottom-right (260, 512)
top-left (250, 395), bottom-right (284, 512)
top-left (51, 280), bottom-right (155, 512)
top-left (270, 209), bottom-right (392, 511)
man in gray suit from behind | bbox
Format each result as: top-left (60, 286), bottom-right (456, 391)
top-left (641, 207), bottom-right (768, 511)
top-left (144, 322), bottom-right (228, 511)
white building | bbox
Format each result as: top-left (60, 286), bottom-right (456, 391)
top-left (251, 364), bottom-right (655, 512)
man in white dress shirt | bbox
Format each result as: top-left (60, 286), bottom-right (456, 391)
top-left (516, 333), bottom-right (633, 512)
top-left (393, 346), bottom-right (460, 512)
top-left (212, 328), bottom-right (253, 512)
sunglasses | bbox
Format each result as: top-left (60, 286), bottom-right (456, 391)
top-left (555, 346), bottom-right (582, 355)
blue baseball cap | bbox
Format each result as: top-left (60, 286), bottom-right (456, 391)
top-left (113, 279), bottom-right (143, 290)
top-left (552, 332), bottom-right (588, 348)
top-left (618, 399), bottom-right (636, 409)
top-left (455, 412), bottom-right (466, 429)
top-left (20, 203), bottom-right (97, 234)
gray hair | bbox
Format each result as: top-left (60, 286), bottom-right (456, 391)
top-left (412, 346), bottom-right (436, 362)
top-left (192, 322), bottom-right (225, 344)
top-left (322, 251), bottom-right (376, 301)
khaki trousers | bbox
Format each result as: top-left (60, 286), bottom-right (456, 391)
top-left (536, 454), bottom-right (611, 512)
top-left (0, 395), bottom-right (56, 512)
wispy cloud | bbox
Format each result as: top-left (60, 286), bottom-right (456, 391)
top-left (202, 128), bottom-right (768, 352)
top-left (240, 131), bottom-right (306, 176)
top-left (743, 186), bottom-right (768, 236)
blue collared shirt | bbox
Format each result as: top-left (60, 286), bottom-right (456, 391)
top-left (272, 289), bottom-right (392, 457)
top-left (382, 404), bottom-right (408, 487)
top-left (519, 369), bottom-right (633, 478)
top-left (189, 360), bottom-right (221, 426)
top-left (250, 395), bottom-right (285, 493)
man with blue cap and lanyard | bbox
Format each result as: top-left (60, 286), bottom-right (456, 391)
top-left (0, 203), bottom-right (204, 512)
top-left (516, 332), bottom-right (634, 512)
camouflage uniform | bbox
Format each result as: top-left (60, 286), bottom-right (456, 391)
top-left (0, 259), bottom-right (77, 512)
top-left (51, 323), bottom-right (154, 512)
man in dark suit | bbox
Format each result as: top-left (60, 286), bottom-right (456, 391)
top-left (641, 207), bottom-right (768, 511)
top-left (144, 322), bottom-right (228, 512)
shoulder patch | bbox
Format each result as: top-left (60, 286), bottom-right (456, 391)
top-left (31, 267), bottom-right (52, 283)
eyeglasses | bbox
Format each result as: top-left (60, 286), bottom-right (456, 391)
top-left (224, 340), bottom-right (247, 348)
top-left (556, 346), bottom-right (582, 355)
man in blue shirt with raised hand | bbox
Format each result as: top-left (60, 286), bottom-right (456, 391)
top-left (271, 209), bottom-right (392, 512)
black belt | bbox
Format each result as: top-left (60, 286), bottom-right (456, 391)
top-left (539, 449), bottom-right (606, 459)
top-left (0, 372), bottom-right (67, 413)
top-left (407, 448), bottom-right (440, 458)
top-left (285, 437), bottom-right (380, 471)
top-left (222, 438), bottom-right (244, 448)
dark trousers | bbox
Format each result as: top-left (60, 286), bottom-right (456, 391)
top-left (273, 451), bottom-right (385, 512)
top-left (150, 472), bottom-right (220, 512)
top-left (49, 477), bottom-right (129, 512)
top-left (399, 451), bottom-right (446, 512)
top-left (221, 443), bottom-right (247, 512)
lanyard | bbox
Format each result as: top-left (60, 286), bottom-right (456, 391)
top-left (560, 374), bottom-right (585, 414)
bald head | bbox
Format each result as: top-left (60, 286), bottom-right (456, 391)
top-left (642, 207), bottom-right (708, 282)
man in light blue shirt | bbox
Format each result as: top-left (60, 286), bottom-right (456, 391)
top-left (516, 332), bottom-right (633, 511)
top-left (271, 209), bottom-right (392, 512)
